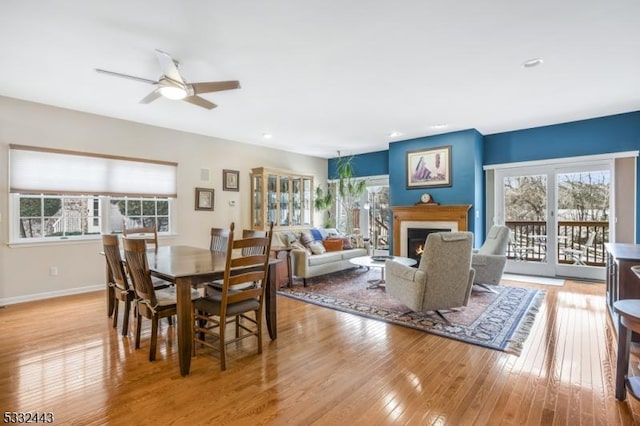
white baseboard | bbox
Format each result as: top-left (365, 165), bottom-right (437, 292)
top-left (0, 284), bottom-right (104, 307)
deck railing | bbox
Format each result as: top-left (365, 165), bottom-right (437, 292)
top-left (506, 220), bottom-right (608, 266)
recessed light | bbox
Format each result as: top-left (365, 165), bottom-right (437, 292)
top-left (262, 133), bottom-right (273, 139)
top-left (522, 58), bottom-right (543, 68)
top-left (429, 124), bottom-right (449, 130)
top-left (389, 131), bottom-right (403, 138)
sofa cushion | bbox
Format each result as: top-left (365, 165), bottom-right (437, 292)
top-left (340, 249), bottom-right (366, 260)
top-left (308, 252), bottom-right (343, 266)
top-left (308, 241), bottom-right (326, 255)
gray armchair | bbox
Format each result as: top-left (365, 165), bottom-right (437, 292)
top-left (471, 225), bottom-right (510, 291)
top-left (385, 232), bottom-right (475, 321)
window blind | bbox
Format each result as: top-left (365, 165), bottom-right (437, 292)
top-left (9, 145), bottom-right (178, 197)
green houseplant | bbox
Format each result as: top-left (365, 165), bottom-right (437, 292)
top-left (315, 154), bottom-right (367, 234)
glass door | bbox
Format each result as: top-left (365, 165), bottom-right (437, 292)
top-left (495, 160), bottom-right (611, 280)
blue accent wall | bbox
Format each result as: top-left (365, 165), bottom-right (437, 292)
top-left (484, 111), bottom-right (640, 165)
top-left (388, 129), bottom-right (484, 250)
top-left (328, 149), bottom-right (388, 178)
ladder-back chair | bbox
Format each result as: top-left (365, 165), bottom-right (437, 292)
top-left (193, 222), bottom-right (274, 370)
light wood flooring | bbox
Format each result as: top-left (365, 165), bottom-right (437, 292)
top-left (2, 279), bottom-right (640, 425)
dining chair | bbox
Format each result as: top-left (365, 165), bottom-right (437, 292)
top-left (210, 227), bottom-right (230, 253)
top-left (102, 234), bottom-right (136, 336)
top-left (123, 220), bottom-right (159, 252)
top-left (193, 221), bottom-right (274, 370)
top-left (123, 237), bottom-right (200, 361)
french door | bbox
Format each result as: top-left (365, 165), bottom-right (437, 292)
top-left (495, 160), bottom-right (611, 280)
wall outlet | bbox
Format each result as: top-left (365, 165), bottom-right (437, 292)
top-left (49, 266), bottom-right (58, 276)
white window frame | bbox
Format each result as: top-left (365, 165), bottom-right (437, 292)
top-left (8, 145), bottom-right (178, 246)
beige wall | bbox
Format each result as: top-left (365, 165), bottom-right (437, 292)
top-left (0, 96), bottom-right (327, 303)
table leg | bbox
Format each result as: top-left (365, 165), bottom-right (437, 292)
top-left (265, 262), bottom-right (277, 340)
top-left (616, 316), bottom-right (631, 400)
top-left (286, 251), bottom-right (293, 288)
top-left (176, 277), bottom-right (193, 376)
top-left (105, 261), bottom-right (115, 317)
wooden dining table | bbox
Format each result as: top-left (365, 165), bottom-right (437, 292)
top-left (106, 244), bottom-right (280, 376)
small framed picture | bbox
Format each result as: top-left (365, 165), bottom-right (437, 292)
top-left (223, 169), bottom-right (240, 191)
top-left (406, 145), bottom-right (452, 188)
top-left (195, 187), bottom-right (214, 211)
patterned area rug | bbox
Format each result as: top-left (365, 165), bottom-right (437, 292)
top-left (278, 268), bottom-right (545, 356)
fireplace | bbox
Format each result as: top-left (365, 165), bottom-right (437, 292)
top-left (407, 227), bottom-right (451, 263)
top-left (392, 204), bottom-right (471, 257)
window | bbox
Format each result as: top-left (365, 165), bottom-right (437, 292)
top-left (9, 145), bottom-right (177, 244)
top-left (110, 197), bottom-right (170, 233)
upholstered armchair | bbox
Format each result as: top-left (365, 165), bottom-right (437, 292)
top-left (471, 225), bottom-right (510, 291)
top-left (385, 232), bottom-right (475, 321)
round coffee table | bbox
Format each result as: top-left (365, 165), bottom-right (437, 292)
top-left (349, 255), bottom-right (417, 289)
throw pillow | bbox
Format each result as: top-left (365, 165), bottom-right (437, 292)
top-left (342, 236), bottom-right (354, 250)
top-left (309, 241), bottom-right (326, 255)
top-left (300, 230), bottom-right (314, 248)
top-left (310, 228), bottom-right (323, 241)
top-left (322, 239), bottom-right (343, 252)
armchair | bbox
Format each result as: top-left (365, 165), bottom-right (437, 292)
top-left (472, 225), bottom-right (510, 292)
top-left (385, 232), bottom-right (475, 321)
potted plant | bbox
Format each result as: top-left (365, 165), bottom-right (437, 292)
top-left (315, 154), bottom-right (367, 234)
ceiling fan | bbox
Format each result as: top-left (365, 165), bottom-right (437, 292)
top-left (95, 49), bottom-right (240, 109)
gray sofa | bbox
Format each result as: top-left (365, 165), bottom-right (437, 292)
top-left (272, 227), bottom-right (369, 285)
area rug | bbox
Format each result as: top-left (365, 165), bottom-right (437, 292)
top-left (278, 268), bottom-right (545, 356)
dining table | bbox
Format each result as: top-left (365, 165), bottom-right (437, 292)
top-left (105, 244), bottom-right (281, 376)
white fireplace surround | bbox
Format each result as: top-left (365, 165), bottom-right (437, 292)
top-left (400, 221), bottom-right (459, 257)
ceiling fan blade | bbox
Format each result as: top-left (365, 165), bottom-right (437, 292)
top-left (183, 95), bottom-right (217, 109)
top-left (95, 68), bottom-right (158, 85)
top-left (139, 89), bottom-right (163, 104)
top-left (191, 80), bottom-right (241, 95)
top-left (154, 49), bottom-right (184, 84)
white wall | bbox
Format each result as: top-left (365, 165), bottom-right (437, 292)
top-left (0, 96), bottom-right (327, 304)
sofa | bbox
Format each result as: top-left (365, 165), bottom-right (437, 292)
top-left (272, 227), bottom-right (369, 285)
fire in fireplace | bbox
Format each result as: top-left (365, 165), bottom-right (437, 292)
top-left (407, 227), bottom-right (451, 263)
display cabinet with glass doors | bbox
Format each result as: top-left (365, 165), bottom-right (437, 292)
top-left (251, 167), bottom-right (314, 231)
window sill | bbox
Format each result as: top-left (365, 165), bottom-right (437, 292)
top-left (7, 233), bottom-right (178, 248)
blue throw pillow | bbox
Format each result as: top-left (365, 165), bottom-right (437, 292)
top-left (310, 228), bottom-right (323, 241)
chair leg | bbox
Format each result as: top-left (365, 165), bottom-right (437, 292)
top-left (135, 314), bottom-right (142, 349)
top-left (219, 316), bottom-right (227, 371)
top-left (475, 283), bottom-right (498, 294)
top-left (435, 310), bottom-right (451, 324)
top-left (256, 310), bottom-right (263, 354)
top-left (121, 300), bottom-right (131, 336)
top-left (150, 316), bottom-right (159, 362)
top-left (112, 301), bottom-right (119, 329)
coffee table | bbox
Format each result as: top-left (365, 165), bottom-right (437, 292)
top-left (350, 255), bottom-right (417, 289)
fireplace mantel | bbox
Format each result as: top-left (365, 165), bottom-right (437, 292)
top-left (391, 204), bottom-right (472, 256)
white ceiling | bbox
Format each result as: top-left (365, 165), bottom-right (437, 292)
top-left (2, 1), bottom-right (639, 159)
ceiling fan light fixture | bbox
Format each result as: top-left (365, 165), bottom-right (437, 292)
top-left (159, 85), bottom-right (187, 100)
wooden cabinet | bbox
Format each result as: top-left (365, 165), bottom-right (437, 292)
top-left (605, 243), bottom-right (640, 341)
top-left (250, 167), bottom-right (314, 230)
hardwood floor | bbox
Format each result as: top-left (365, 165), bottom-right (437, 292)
top-left (1, 279), bottom-right (640, 425)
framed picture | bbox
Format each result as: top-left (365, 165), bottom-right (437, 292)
top-left (195, 187), bottom-right (214, 211)
top-left (406, 145), bottom-right (452, 188)
top-left (223, 169), bottom-right (239, 191)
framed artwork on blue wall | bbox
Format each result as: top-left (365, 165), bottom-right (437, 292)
top-left (406, 145), bottom-right (451, 188)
